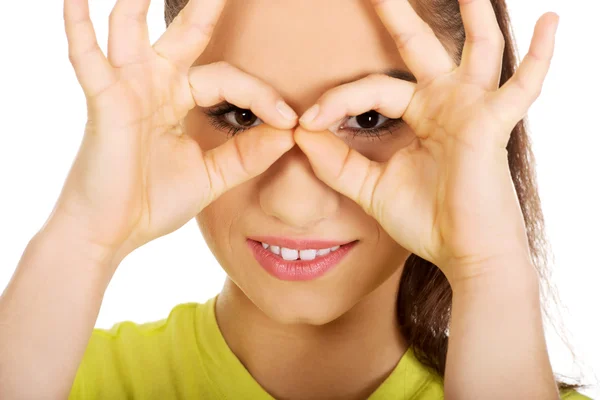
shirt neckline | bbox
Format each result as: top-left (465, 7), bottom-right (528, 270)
top-left (194, 294), bottom-right (438, 399)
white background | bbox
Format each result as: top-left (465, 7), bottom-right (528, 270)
top-left (0, 0), bottom-right (598, 397)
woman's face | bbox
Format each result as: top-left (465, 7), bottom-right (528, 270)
top-left (185, 0), bottom-right (447, 325)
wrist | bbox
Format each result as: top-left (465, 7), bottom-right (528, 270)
top-left (447, 256), bottom-right (540, 296)
top-left (33, 217), bottom-right (121, 286)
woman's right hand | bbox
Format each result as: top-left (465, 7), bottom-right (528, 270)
top-left (46, 0), bottom-right (298, 270)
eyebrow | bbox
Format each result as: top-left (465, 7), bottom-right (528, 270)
top-left (334, 68), bottom-right (417, 86)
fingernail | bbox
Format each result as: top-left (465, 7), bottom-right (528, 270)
top-left (276, 100), bottom-right (297, 121)
top-left (554, 14), bottom-right (560, 35)
top-left (300, 104), bottom-right (320, 125)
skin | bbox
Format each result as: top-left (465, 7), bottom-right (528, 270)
top-left (0, 0), bottom-right (560, 398)
top-left (186, 0), bottom-right (560, 398)
top-left (183, 1), bottom-right (441, 398)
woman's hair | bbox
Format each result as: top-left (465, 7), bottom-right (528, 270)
top-left (164, 0), bottom-right (591, 393)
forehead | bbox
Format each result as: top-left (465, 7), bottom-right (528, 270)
top-left (194, 0), bottom-right (415, 107)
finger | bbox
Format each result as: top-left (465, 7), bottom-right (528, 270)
top-left (153, 0), bottom-right (226, 71)
top-left (458, 0), bottom-right (505, 90)
top-left (107, 0), bottom-right (152, 67)
top-left (189, 61), bottom-right (298, 129)
top-left (371, 0), bottom-right (455, 83)
top-left (487, 13), bottom-right (559, 128)
top-left (202, 124), bottom-right (295, 203)
top-left (64, 0), bottom-right (116, 96)
top-left (298, 74), bottom-right (415, 131)
top-left (294, 127), bottom-right (384, 215)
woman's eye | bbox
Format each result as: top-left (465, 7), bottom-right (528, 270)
top-left (204, 102), bottom-right (402, 140)
top-left (203, 102), bottom-right (264, 137)
top-left (334, 110), bottom-right (403, 140)
top-left (223, 108), bottom-right (263, 129)
top-left (343, 110), bottom-right (389, 131)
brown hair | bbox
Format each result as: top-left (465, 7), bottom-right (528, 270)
top-left (164, 0), bottom-right (592, 394)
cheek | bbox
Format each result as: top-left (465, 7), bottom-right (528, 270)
top-left (183, 111), bottom-right (228, 151)
top-left (345, 129), bottom-right (416, 163)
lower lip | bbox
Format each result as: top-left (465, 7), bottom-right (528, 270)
top-left (247, 239), bottom-right (358, 281)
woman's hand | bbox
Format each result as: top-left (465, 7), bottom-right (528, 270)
top-left (294, 0), bottom-right (559, 286)
top-left (48, 0), bottom-right (297, 269)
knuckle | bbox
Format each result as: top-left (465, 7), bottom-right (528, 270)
top-left (205, 153), bottom-right (227, 197)
top-left (179, 9), bottom-right (215, 37)
top-left (190, 21), bottom-right (216, 37)
top-left (357, 161), bottom-right (376, 212)
top-left (110, 11), bottom-right (145, 23)
top-left (68, 44), bottom-right (98, 66)
top-left (232, 135), bottom-right (251, 176)
top-left (108, 9), bottom-right (117, 22)
top-left (393, 30), bottom-right (418, 50)
top-left (394, 23), bottom-right (431, 50)
top-left (336, 145), bottom-right (353, 182)
top-left (515, 77), bottom-right (528, 93)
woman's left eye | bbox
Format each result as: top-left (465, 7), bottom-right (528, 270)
top-left (344, 111), bottom-right (389, 130)
top-left (335, 110), bottom-right (403, 140)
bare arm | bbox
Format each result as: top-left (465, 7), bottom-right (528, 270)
top-left (0, 219), bottom-right (120, 400)
top-left (0, 0), bottom-right (296, 397)
top-left (444, 259), bottom-right (559, 400)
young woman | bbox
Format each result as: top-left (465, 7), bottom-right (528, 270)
top-left (0, 0), bottom-right (593, 398)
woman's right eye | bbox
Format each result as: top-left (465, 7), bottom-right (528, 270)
top-left (222, 108), bottom-right (263, 129)
top-left (203, 102), bottom-right (264, 137)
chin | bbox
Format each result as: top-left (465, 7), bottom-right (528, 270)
top-left (248, 283), bottom-right (360, 327)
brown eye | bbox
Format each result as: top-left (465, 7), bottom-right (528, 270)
top-left (331, 109), bottom-right (403, 141)
top-left (227, 108), bottom-right (259, 127)
top-left (204, 102), bottom-right (264, 137)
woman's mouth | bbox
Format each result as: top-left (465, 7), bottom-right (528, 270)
top-left (259, 241), bottom-right (343, 261)
top-left (246, 238), bottom-right (359, 281)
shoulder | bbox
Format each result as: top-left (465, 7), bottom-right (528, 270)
top-left (560, 388), bottom-right (593, 400)
top-left (92, 301), bottom-right (200, 339)
top-left (69, 301), bottom-right (208, 399)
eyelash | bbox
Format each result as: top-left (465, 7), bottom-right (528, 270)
top-left (203, 102), bottom-right (404, 141)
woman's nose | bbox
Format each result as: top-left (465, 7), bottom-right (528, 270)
top-left (258, 146), bottom-right (341, 230)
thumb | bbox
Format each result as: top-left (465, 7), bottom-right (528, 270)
top-left (294, 127), bottom-right (383, 215)
top-left (202, 125), bottom-right (295, 204)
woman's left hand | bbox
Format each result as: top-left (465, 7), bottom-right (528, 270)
top-left (294, 0), bottom-right (560, 286)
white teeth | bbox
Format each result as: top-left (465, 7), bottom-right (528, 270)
top-left (299, 249), bottom-right (317, 261)
top-left (316, 248), bottom-right (331, 256)
top-left (281, 247), bottom-right (299, 261)
top-left (269, 245), bottom-right (280, 255)
top-left (261, 241), bottom-right (347, 260)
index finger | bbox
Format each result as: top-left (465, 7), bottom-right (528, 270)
top-left (371, 0), bottom-right (456, 83)
top-left (153, 0), bottom-right (227, 72)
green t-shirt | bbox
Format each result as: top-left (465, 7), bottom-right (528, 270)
top-left (68, 294), bottom-right (591, 399)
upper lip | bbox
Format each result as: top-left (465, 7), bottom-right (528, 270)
top-left (249, 236), bottom-right (357, 250)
